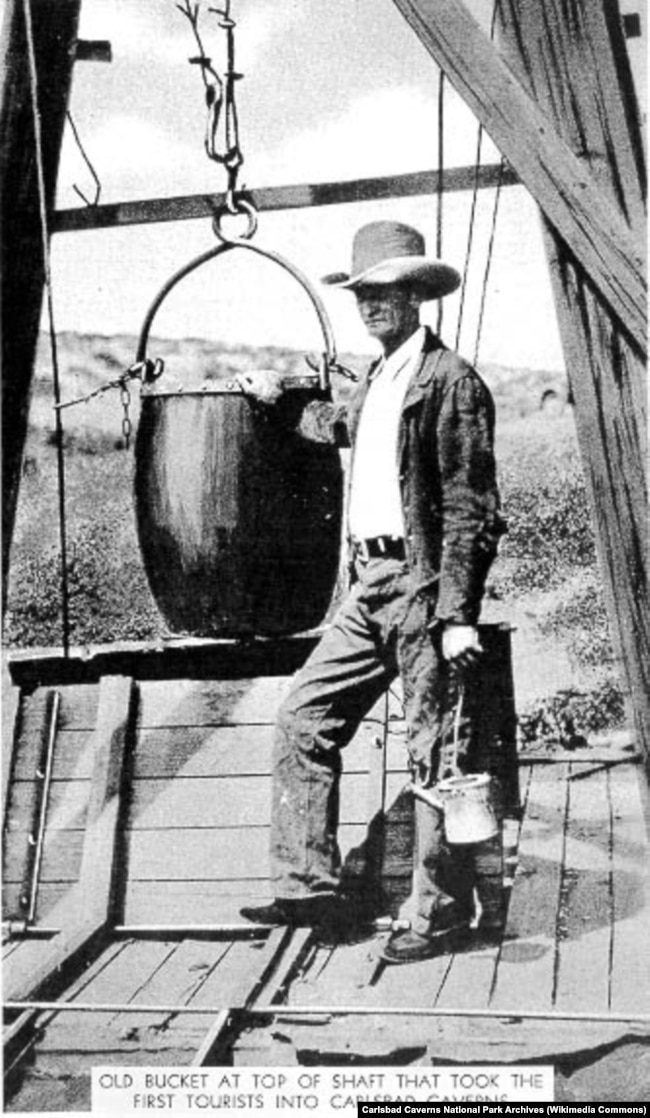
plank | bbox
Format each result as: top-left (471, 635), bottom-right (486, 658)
top-left (289, 937), bottom-right (384, 1009)
top-left (497, 0), bottom-right (649, 764)
top-left (609, 765), bottom-right (650, 1013)
top-left (7, 633), bottom-right (319, 689)
top-left (75, 675), bottom-right (136, 921)
top-left (553, 765), bottom-right (612, 1012)
top-left (11, 729), bottom-right (95, 781)
top-left (489, 764), bottom-right (568, 1013)
top-left (435, 934), bottom-right (500, 1012)
top-left (132, 723), bottom-right (407, 780)
top-left (2, 883), bottom-right (71, 924)
top-left (2, 676), bottom-right (21, 828)
top-left (52, 163), bottom-right (518, 235)
top-left (372, 946), bottom-right (454, 1009)
top-left (18, 684), bottom-right (99, 733)
top-left (5, 778), bottom-right (89, 833)
top-left (137, 677), bottom-right (289, 728)
top-left (127, 771), bottom-right (388, 830)
top-left (129, 937), bottom-right (236, 1033)
top-left (36, 939), bottom-right (177, 1050)
top-left (122, 882), bottom-right (274, 926)
top-left (178, 928), bottom-right (292, 1048)
top-left (390, 0), bottom-right (646, 354)
top-left (124, 823), bottom-right (372, 881)
top-left (3, 829), bottom-right (83, 884)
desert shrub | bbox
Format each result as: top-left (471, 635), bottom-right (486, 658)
top-left (5, 521), bottom-right (161, 647)
top-left (519, 677), bottom-right (626, 750)
top-left (538, 571), bottom-right (613, 670)
top-left (495, 471), bottom-right (595, 594)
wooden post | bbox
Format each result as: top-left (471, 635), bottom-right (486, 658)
top-left (389, 0), bottom-right (646, 356)
top-left (495, 0), bottom-right (649, 767)
top-left (389, 0), bottom-right (649, 766)
top-left (0, 0), bottom-right (81, 602)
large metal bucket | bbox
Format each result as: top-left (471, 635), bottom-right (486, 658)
top-left (133, 237), bottom-right (344, 637)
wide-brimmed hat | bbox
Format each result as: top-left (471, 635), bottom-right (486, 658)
top-left (321, 220), bottom-right (460, 298)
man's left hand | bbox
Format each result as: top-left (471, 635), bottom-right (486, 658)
top-left (442, 623), bottom-right (483, 669)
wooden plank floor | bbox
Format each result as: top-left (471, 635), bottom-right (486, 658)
top-left (4, 930), bottom-right (288, 1112)
top-left (283, 760), bottom-right (650, 1021)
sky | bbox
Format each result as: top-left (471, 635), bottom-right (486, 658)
top-left (39, 0), bottom-right (646, 370)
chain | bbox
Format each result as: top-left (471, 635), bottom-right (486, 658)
top-left (54, 359), bottom-right (164, 449)
top-left (120, 379), bottom-right (133, 449)
top-left (179, 0), bottom-right (246, 214)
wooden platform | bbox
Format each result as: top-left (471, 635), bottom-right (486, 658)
top-left (3, 654), bottom-right (650, 1108)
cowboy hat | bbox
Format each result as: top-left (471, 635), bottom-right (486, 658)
top-left (321, 220), bottom-right (460, 299)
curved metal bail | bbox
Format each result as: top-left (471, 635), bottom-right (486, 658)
top-left (135, 237), bottom-right (337, 392)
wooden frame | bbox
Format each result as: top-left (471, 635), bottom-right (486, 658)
top-left (390, 0), bottom-right (646, 357)
top-left (52, 163), bottom-right (518, 235)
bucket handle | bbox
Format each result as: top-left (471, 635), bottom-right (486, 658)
top-left (135, 239), bottom-right (337, 391)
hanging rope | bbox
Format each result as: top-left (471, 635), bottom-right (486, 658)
top-left (22, 0), bottom-right (71, 655)
top-left (473, 156), bottom-right (505, 365)
top-left (435, 71), bottom-right (445, 336)
top-left (66, 110), bottom-right (102, 207)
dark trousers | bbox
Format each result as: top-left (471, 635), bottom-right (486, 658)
top-left (270, 557), bottom-right (503, 933)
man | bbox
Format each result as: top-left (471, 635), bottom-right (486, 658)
top-left (238, 220), bottom-right (506, 963)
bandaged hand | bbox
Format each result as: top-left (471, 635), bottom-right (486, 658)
top-left (236, 370), bottom-right (285, 404)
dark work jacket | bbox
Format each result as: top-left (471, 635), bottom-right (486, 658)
top-left (298, 327), bottom-right (506, 626)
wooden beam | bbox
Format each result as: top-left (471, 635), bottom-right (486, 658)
top-left (4, 677), bottom-right (134, 1003)
top-left (0, 0), bottom-right (81, 602)
top-left (74, 40), bottom-right (112, 63)
top-left (7, 633), bottom-right (320, 689)
top-left (2, 676), bottom-right (22, 831)
top-left (496, 0), bottom-right (649, 768)
top-left (75, 676), bottom-right (135, 922)
top-left (390, 0), bottom-right (646, 356)
top-left (52, 163), bottom-right (519, 235)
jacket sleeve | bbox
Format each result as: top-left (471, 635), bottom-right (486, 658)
top-left (433, 373), bottom-right (506, 625)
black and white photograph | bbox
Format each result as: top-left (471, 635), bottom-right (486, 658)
top-left (1, 0), bottom-right (648, 1111)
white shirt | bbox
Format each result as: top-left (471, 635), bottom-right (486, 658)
top-left (348, 326), bottom-right (425, 540)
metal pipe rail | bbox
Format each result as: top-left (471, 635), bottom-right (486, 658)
top-left (4, 1000), bottom-right (650, 1026)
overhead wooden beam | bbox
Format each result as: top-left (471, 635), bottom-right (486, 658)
top-left (74, 39), bottom-right (112, 63)
top-left (496, 0), bottom-right (649, 768)
top-left (52, 163), bottom-right (519, 235)
top-left (0, 0), bottom-right (81, 603)
top-left (390, 0), bottom-right (646, 357)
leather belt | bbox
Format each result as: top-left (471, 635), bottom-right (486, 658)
top-left (354, 536), bottom-right (406, 561)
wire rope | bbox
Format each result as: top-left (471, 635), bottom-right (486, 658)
top-left (22, 0), bottom-right (71, 655)
top-left (456, 0), bottom-right (501, 354)
top-left (473, 157), bottom-right (505, 365)
top-left (436, 71), bottom-right (445, 336)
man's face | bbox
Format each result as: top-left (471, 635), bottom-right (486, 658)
top-left (354, 283), bottom-right (420, 352)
